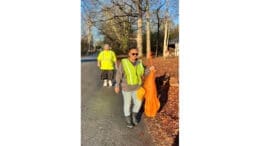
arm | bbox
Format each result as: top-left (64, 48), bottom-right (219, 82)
top-left (97, 61), bottom-right (101, 68)
top-left (97, 52), bottom-right (102, 68)
top-left (114, 63), bottom-right (123, 93)
top-left (144, 65), bottom-right (155, 76)
top-left (112, 51), bottom-right (118, 69)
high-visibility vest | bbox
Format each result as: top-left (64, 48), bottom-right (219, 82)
top-left (97, 50), bottom-right (116, 70)
top-left (121, 58), bottom-right (144, 85)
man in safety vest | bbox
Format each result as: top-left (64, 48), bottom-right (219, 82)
top-left (115, 47), bottom-right (154, 128)
top-left (97, 44), bottom-right (117, 87)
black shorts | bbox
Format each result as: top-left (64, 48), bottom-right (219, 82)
top-left (101, 70), bottom-right (114, 80)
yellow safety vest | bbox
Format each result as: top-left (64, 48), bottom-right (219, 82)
top-left (121, 58), bottom-right (144, 85)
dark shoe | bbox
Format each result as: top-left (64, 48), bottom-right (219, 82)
top-left (132, 112), bottom-right (138, 126)
top-left (125, 116), bottom-right (133, 128)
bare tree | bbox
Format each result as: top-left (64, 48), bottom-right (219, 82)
top-left (84, 0), bottom-right (138, 53)
top-left (81, 0), bottom-right (178, 56)
top-left (163, 0), bottom-right (169, 58)
top-left (154, 1), bottom-right (165, 56)
top-left (87, 18), bottom-right (93, 52)
top-left (134, 0), bottom-right (143, 57)
top-left (145, 0), bottom-right (151, 58)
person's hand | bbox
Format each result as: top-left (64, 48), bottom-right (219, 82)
top-left (115, 64), bottom-right (118, 70)
top-left (149, 66), bottom-right (155, 71)
top-left (114, 86), bottom-right (120, 94)
top-left (97, 63), bottom-right (100, 67)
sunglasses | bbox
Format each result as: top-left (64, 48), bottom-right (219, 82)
top-left (131, 53), bottom-right (138, 56)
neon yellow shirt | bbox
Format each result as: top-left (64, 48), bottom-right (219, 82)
top-left (97, 50), bottom-right (117, 70)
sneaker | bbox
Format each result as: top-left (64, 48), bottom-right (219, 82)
top-left (103, 80), bottom-right (108, 87)
top-left (125, 116), bottom-right (133, 128)
top-left (126, 123), bottom-right (134, 128)
top-left (108, 80), bottom-right (113, 87)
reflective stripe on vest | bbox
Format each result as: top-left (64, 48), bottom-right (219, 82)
top-left (121, 59), bottom-right (144, 85)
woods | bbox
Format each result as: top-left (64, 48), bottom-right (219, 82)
top-left (81, 0), bottom-right (179, 58)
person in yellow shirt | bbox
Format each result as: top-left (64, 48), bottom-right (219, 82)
top-left (97, 44), bottom-right (117, 87)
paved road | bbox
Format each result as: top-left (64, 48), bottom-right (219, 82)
top-left (81, 61), bottom-right (154, 146)
top-left (81, 54), bottom-right (98, 62)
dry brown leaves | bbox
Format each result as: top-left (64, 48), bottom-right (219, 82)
top-left (142, 57), bottom-right (179, 146)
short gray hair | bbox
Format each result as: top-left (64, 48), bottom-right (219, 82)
top-left (103, 44), bottom-right (109, 48)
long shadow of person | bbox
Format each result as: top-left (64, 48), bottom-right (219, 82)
top-left (156, 72), bottom-right (170, 112)
top-left (172, 132), bottom-right (179, 146)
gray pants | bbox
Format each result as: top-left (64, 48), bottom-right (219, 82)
top-left (122, 90), bottom-right (142, 116)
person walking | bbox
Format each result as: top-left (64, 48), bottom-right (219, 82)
top-left (97, 44), bottom-right (117, 87)
top-left (114, 47), bottom-right (154, 128)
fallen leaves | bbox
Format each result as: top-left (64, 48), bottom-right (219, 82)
top-left (142, 57), bottom-right (179, 146)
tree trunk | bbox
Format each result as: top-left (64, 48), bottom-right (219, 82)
top-left (155, 2), bottom-right (165, 57)
top-left (163, 20), bottom-right (168, 58)
top-left (163, 0), bottom-right (169, 58)
top-left (156, 9), bottom-right (160, 57)
top-left (146, 0), bottom-right (151, 58)
top-left (136, 0), bottom-right (143, 57)
top-left (87, 18), bottom-right (92, 55)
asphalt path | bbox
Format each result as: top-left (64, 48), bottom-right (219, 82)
top-left (81, 58), bottom-right (153, 146)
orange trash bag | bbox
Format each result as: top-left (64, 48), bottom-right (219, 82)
top-left (143, 68), bottom-right (160, 117)
top-left (137, 87), bottom-right (145, 100)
